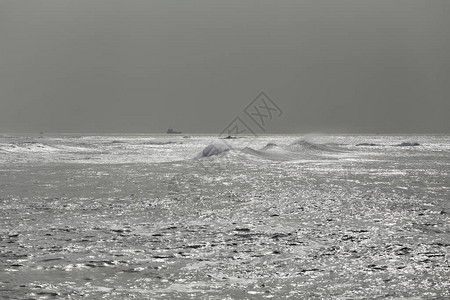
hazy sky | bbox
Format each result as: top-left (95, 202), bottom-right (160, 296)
top-left (0, 0), bottom-right (449, 133)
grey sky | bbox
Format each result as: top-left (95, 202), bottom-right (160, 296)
top-left (0, 0), bottom-right (449, 133)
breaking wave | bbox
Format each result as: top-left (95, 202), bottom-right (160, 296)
top-left (0, 141), bottom-right (103, 155)
top-left (0, 142), bottom-right (60, 153)
top-left (196, 139), bottom-right (349, 161)
top-left (196, 142), bottom-right (232, 158)
top-left (287, 139), bottom-right (346, 153)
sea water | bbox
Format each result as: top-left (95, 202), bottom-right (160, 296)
top-left (0, 134), bottom-right (449, 299)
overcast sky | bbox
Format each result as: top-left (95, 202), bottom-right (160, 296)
top-left (0, 0), bottom-right (449, 133)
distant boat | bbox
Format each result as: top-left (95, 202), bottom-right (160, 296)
top-left (167, 128), bottom-right (182, 134)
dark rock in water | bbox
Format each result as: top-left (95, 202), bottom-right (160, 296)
top-left (395, 142), bottom-right (420, 147)
top-left (356, 143), bottom-right (379, 146)
top-left (221, 135), bottom-right (238, 139)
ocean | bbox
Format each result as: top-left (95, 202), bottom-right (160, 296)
top-left (1, 134), bottom-right (449, 299)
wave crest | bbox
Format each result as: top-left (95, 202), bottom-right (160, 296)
top-left (287, 139), bottom-right (345, 153)
top-left (196, 142), bottom-right (232, 158)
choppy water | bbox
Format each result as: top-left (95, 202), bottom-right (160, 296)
top-left (1, 134), bottom-right (449, 299)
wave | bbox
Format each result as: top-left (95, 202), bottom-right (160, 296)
top-left (0, 141), bottom-right (103, 154)
top-left (260, 142), bottom-right (278, 151)
top-left (356, 143), bottom-right (380, 147)
top-left (196, 142), bottom-right (232, 158)
top-left (241, 146), bottom-right (295, 161)
top-left (394, 142), bottom-right (420, 147)
top-left (196, 139), bottom-right (350, 161)
top-left (287, 139), bottom-right (346, 153)
top-left (0, 142), bottom-right (61, 153)
top-left (142, 141), bottom-right (182, 145)
top-left (354, 142), bottom-right (420, 147)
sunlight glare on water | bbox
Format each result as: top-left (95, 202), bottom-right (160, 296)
top-left (0, 134), bottom-right (449, 299)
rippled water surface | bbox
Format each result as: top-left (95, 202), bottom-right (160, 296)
top-left (1, 134), bottom-right (449, 299)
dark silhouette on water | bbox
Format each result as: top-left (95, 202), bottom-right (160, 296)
top-left (167, 128), bottom-right (182, 134)
top-left (220, 135), bottom-right (238, 139)
top-left (395, 142), bottom-right (420, 147)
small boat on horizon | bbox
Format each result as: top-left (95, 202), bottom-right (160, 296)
top-left (167, 128), bottom-right (182, 134)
